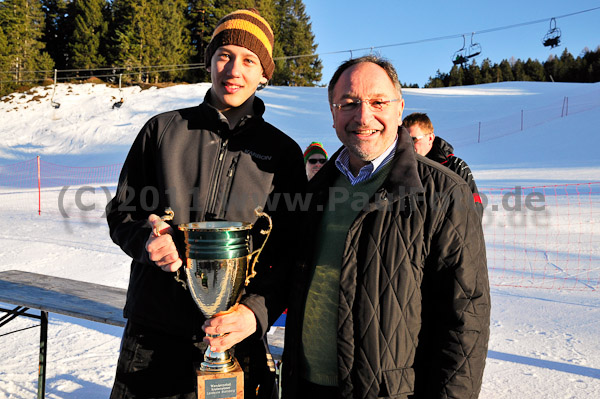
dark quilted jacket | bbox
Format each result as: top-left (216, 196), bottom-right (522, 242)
top-left (281, 129), bottom-right (490, 399)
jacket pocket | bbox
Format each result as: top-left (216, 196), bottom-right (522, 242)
top-left (381, 367), bottom-right (415, 398)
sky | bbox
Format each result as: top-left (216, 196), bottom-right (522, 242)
top-left (301, 0), bottom-right (600, 87)
top-left (0, 80), bottom-right (599, 398)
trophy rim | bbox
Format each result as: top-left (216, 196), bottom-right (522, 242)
top-left (178, 221), bottom-right (253, 232)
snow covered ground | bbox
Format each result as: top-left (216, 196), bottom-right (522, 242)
top-left (1, 80), bottom-right (599, 398)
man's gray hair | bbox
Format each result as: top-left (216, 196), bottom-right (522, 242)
top-left (327, 55), bottom-right (403, 104)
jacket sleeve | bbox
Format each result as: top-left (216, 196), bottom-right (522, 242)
top-left (241, 141), bottom-right (307, 337)
top-left (105, 119), bottom-right (159, 266)
top-left (447, 155), bottom-right (484, 220)
top-left (414, 181), bottom-right (491, 399)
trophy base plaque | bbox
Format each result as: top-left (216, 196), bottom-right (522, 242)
top-left (196, 359), bottom-right (244, 399)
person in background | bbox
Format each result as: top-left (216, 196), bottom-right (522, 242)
top-left (403, 112), bottom-right (484, 218)
top-left (106, 8), bottom-right (306, 399)
top-left (279, 55), bottom-right (490, 398)
top-left (303, 141), bottom-right (328, 180)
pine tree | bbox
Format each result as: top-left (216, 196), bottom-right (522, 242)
top-left (512, 59), bottom-right (529, 81)
top-left (465, 59), bottom-right (481, 85)
top-left (69, 0), bottom-right (108, 72)
top-left (581, 46), bottom-right (600, 82)
top-left (480, 58), bottom-right (494, 83)
top-left (0, 0), bottom-right (54, 89)
top-left (41, 0), bottom-right (70, 70)
top-left (448, 65), bottom-right (464, 86)
top-left (272, 0), bottom-right (322, 86)
top-left (186, 0), bottom-right (217, 82)
top-left (154, 0), bottom-right (192, 82)
top-left (110, 0), bottom-right (191, 83)
top-left (499, 60), bottom-right (514, 81)
top-left (524, 58), bottom-right (545, 82)
top-left (0, 27), bottom-right (9, 93)
top-left (557, 48), bottom-right (575, 82)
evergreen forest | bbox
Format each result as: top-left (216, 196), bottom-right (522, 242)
top-left (1, 0), bottom-right (599, 97)
top-left (424, 47), bottom-right (600, 88)
top-left (0, 0), bottom-right (322, 96)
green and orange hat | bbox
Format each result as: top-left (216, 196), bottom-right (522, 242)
top-left (303, 142), bottom-right (328, 164)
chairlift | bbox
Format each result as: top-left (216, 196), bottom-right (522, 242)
top-left (452, 35), bottom-right (468, 66)
top-left (467, 32), bottom-right (482, 59)
top-left (50, 69), bottom-right (61, 108)
top-left (542, 18), bottom-right (561, 49)
top-left (112, 99), bottom-right (124, 109)
top-left (112, 74), bottom-right (124, 109)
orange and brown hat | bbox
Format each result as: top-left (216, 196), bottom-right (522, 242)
top-left (205, 8), bottom-right (275, 80)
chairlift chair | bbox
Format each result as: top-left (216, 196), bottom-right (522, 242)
top-left (50, 69), bottom-right (60, 108)
top-left (112, 74), bottom-right (124, 109)
top-left (452, 35), bottom-right (468, 65)
top-left (542, 18), bottom-right (561, 49)
top-left (112, 98), bottom-right (124, 109)
top-left (467, 33), bottom-right (482, 59)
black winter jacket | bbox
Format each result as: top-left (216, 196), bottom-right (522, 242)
top-left (281, 129), bottom-right (490, 399)
top-left (106, 92), bottom-right (306, 337)
top-left (426, 136), bottom-right (483, 218)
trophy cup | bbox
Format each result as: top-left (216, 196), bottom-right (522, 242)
top-left (158, 207), bottom-right (272, 399)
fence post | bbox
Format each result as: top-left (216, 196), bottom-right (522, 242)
top-left (521, 110), bottom-right (524, 131)
top-left (37, 156), bottom-right (41, 215)
top-left (566, 96), bottom-right (569, 116)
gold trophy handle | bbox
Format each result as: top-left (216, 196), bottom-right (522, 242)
top-left (153, 207), bottom-right (174, 236)
top-left (155, 207), bottom-right (187, 290)
top-left (246, 206), bottom-right (273, 286)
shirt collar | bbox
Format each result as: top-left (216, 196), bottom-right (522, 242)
top-left (335, 136), bottom-right (398, 185)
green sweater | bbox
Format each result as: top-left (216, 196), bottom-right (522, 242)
top-left (301, 163), bottom-right (392, 386)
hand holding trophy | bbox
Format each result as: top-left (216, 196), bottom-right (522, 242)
top-left (159, 207), bottom-right (272, 399)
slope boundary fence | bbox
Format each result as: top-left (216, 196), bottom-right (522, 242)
top-left (444, 86), bottom-right (600, 146)
top-left (1, 158), bottom-right (599, 291)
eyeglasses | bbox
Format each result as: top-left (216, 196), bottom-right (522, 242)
top-left (411, 134), bottom-right (431, 143)
top-left (332, 98), bottom-right (400, 112)
top-left (307, 158), bottom-right (327, 165)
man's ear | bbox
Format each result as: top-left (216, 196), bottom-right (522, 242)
top-left (330, 106), bottom-right (337, 129)
top-left (260, 76), bottom-right (268, 85)
top-left (397, 98), bottom-right (405, 125)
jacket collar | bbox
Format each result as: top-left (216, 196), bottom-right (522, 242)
top-left (309, 126), bottom-right (424, 204)
top-left (426, 136), bottom-right (454, 163)
top-left (381, 126), bottom-right (425, 201)
top-left (200, 90), bottom-right (266, 133)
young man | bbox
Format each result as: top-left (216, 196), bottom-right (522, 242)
top-left (403, 112), bottom-right (483, 218)
top-left (278, 56), bottom-right (490, 398)
top-left (106, 9), bottom-right (306, 399)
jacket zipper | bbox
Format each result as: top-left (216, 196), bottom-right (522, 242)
top-left (206, 137), bottom-right (229, 218)
top-left (220, 155), bottom-right (240, 219)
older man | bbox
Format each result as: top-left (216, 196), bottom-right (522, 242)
top-left (206, 55), bottom-right (490, 399)
top-left (281, 56), bottom-right (490, 398)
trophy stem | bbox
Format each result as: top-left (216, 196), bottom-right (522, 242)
top-left (201, 346), bottom-right (236, 372)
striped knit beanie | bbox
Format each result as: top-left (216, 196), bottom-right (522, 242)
top-left (303, 142), bottom-right (328, 164)
top-left (205, 8), bottom-right (275, 79)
